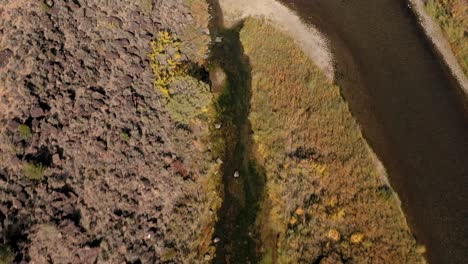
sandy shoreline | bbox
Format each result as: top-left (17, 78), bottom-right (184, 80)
top-left (408, 0), bottom-right (468, 94)
top-left (218, 0), bottom-right (334, 80)
top-left (218, 0), bottom-right (467, 98)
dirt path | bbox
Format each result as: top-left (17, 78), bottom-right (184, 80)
top-left (218, 0), bottom-right (334, 80)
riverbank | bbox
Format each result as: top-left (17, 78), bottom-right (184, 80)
top-left (211, 0), bottom-right (427, 261)
top-left (217, 0), bottom-right (334, 80)
top-left (240, 17), bottom-right (425, 263)
top-left (278, 0), bottom-right (468, 263)
top-left (408, 0), bottom-right (468, 101)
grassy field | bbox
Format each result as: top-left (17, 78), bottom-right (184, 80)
top-left (425, 0), bottom-right (468, 75)
top-left (239, 18), bottom-right (426, 263)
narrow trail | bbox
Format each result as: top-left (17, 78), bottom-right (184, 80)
top-left (208, 1), bottom-right (266, 263)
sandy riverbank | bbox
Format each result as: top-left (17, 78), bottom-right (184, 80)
top-left (408, 0), bottom-right (468, 94)
top-left (218, 0), bottom-right (334, 80)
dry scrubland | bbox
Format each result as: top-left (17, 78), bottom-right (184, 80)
top-left (0, 0), bottom-right (440, 262)
top-left (425, 0), bottom-right (468, 75)
top-left (0, 0), bottom-right (220, 262)
top-left (240, 18), bottom-right (426, 263)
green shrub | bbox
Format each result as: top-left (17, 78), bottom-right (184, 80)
top-left (40, 1), bottom-right (51, 13)
top-left (23, 162), bottom-right (46, 180)
top-left (0, 245), bottom-right (14, 264)
top-left (139, 0), bottom-right (153, 14)
top-left (260, 248), bottom-right (273, 264)
top-left (166, 76), bottom-right (212, 124)
top-left (17, 124), bottom-right (31, 140)
top-left (120, 132), bottom-right (130, 143)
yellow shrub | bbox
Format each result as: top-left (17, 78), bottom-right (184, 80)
top-left (148, 31), bottom-right (186, 97)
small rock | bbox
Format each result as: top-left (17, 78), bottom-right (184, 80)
top-left (115, 38), bottom-right (130, 48)
top-left (17, 191), bottom-right (28, 203)
top-left (69, 1), bottom-right (80, 10)
top-left (12, 198), bottom-right (22, 209)
top-left (118, 245), bottom-right (127, 254)
top-left (120, 75), bottom-right (133, 87)
top-left (48, 7), bottom-right (59, 16)
top-left (32, 119), bottom-right (40, 130)
top-left (92, 99), bottom-right (105, 109)
top-left (233, 170), bottom-right (240, 178)
top-left (10, 156), bottom-right (21, 166)
top-left (215, 123), bottom-right (222, 129)
top-left (0, 205), bottom-right (8, 216)
top-left (216, 158), bottom-right (223, 164)
top-left (108, 16), bottom-right (123, 28)
top-left (204, 253), bottom-right (211, 261)
top-left (0, 49), bottom-right (13, 68)
top-left (7, 120), bottom-right (19, 132)
top-left (215, 37), bottom-right (222, 43)
top-left (30, 107), bottom-right (45, 118)
top-left (52, 153), bottom-right (61, 165)
top-left (213, 237), bottom-right (220, 243)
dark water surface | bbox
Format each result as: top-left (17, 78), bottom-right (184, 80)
top-left (279, 0), bottom-right (468, 263)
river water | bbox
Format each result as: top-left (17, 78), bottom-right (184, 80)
top-left (278, 0), bottom-right (468, 263)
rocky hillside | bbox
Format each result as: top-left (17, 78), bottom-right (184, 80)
top-left (0, 0), bottom-right (220, 263)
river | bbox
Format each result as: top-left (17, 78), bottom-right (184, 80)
top-left (278, 0), bottom-right (468, 263)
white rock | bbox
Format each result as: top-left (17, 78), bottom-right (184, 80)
top-left (234, 171), bottom-right (240, 178)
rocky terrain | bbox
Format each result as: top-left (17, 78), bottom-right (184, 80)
top-left (0, 0), bottom-right (219, 263)
top-left (1, 0), bottom-right (462, 263)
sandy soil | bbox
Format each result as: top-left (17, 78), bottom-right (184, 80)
top-left (218, 0), bottom-right (334, 80)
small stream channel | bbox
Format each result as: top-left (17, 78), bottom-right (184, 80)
top-left (208, 1), bottom-right (265, 263)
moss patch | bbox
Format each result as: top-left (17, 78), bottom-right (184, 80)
top-left (23, 162), bottom-right (46, 180)
top-left (0, 245), bottom-right (14, 264)
top-left (17, 124), bottom-right (32, 140)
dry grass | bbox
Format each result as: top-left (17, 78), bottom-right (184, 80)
top-left (23, 162), bottom-right (46, 180)
top-left (425, 0), bottom-right (468, 75)
top-left (240, 18), bottom-right (426, 263)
